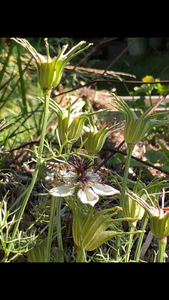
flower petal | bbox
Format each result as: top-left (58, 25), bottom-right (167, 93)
top-left (86, 171), bottom-right (101, 183)
top-left (92, 183), bottom-right (120, 196)
top-left (49, 185), bottom-right (75, 197)
top-left (78, 188), bottom-right (99, 206)
top-left (63, 171), bottom-right (76, 184)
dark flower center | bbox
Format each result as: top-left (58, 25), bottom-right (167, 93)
top-left (68, 156), bottom-right (94, 181)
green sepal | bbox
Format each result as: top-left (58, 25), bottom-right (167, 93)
top-left (123, 194), bottom-right (145, 226)
top-left (39, 96), bottom-right (87, 144)
top-left (27, 231), bottom-right (57, 262)
top-left (72, 203), bottom-right (143, 252)
top-left (37, 57), bottom-right (58, 89)
top-left (150, 214), bottom-right (169, 239)
top-left (68, 116), bottom-right (87, 143)
top-left (84, 120), bottom-right (123, 154)
top-left (128, 190), bottom-right (169, 239)
top-left (82, 207), bottom-right (122, 249)
top-left (52, 42), bottom-right (93, 88)
top-left (86, 229), bottom-right (145, 251)
top-left (12, 38), bottom-right (93, 90)
top-left (110, 94), bottom-right (169, 148)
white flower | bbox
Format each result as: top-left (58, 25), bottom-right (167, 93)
top-left (49, 170), bottom-right (120, 206)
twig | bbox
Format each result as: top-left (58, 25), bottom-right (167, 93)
top-left (146, 91), bottom-right (169, 116)
top-left (87, 79), bottom-right (169, 85)
top-left (35, 117), bottom-right (58, 142)
top-left (99, 38), bottom-right (139, 78)
top-left (10, 139), bottom-right (169, 176)
top-left (60, 37), bottom-right (118, 83)
top-left (100, 146), bottom-right (169, 176)
top-left (94, 140), bottom-right (125, 172)
top-left (139, 231), bottom-right (154, 260)
top-left (71, 38), bottom-right (139, 106)
top-left (51, 79), bottom-right (169, 99)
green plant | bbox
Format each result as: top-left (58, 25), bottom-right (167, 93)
top-left (109, 93), bottom-right (169, 260)
top-left (0, 193), bottom-right (37, 262)
top-left (2, 37), bottom-right (92, 262)
top-left (144, 137), bottom-right (169, 171)
top-left (2, 37), bottom-right (169, 263)
top-left (130, 75), bottom-right (156, 106)
top-left (128, 190), bottom-right (169, 262)
top-left (71, 202), bottom-right (143, 262)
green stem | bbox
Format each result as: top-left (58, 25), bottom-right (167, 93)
top-left (3, 89), bottom-right (50, 262)
top-left (148, 92), bottom-right (153, 107)
top-left (115, 147), bottom-right (133, 261)
top-left (56, 197), bottom-right (64, 262)
top-left (125, 224), bottom-right (134, 262)
top-left (134, 215), bottom-right (149, 262)
top-left (119, 147), bottom-right (133, 214)
top-left (17, 44), bottom-right (28, 118)
top-left (158, 237), bottom-right (167, 262)
top-left (76, 248), bottom-right (84, 262)
top-left (45, 196), bottom-right (56, 262)
top-left (76, 199), bottom-right (86, 262)
top-left (64, 144), bottom-right (72, 160)
top-left (0, 40), bottom-right (15, 85)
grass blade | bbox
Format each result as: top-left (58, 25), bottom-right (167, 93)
top-left (0, 40), bottom-right (15, 86)
top-left (16, 44), bottom-right (28, 118)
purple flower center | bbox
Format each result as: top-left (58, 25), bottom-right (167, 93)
top-left (81, 175), bottom-right (90, 184)
top-left (68, 156), bottom-right (94, 182)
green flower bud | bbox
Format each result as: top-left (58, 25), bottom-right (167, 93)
top-left (11, 38), bottom-right (93, 90)
top-left (150, 212), bottom-right (169, 239)
top-left (123, 194), bottom-right (145, 227)
top-left (128, 190), bottom-right (169, 239)
top-left (115, 174), bottom-right (169, 227)
top-left (40, 96), bottom-right (88, 145)
top-left (57, 111), bottom-right (86, 144)
top-left (37, 56), bottom-right (58, 90)
top-left (71, 203), bottom-right (142, 252)
top-left (84, 121), bottom-right (120, 155)
top-left (110, 94), bottom-right (169, 149)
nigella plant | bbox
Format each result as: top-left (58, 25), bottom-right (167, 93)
top-left (39, 96), bottom-right (116, 155)
top-left (49, 156), bottom-right (143, 262)
top-left (109, 93), bottom-right (169, 260)
top-left (8, 38), bottom-right (93, 262)
top-left (128, 190), bottom-right (169, 262)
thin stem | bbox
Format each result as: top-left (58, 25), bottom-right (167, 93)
top-left (44, 196), bottom-right (56, 262)
top-left (148, 91), bottom-right (153, 107)
top-left (158, 237), bottom-right (167, 262)
top-left (11, 139), bottom-right (169, 177)
top-left (119, 147), bottom-right (133, 215)
top-left (125, 224), bottom-right (135, 262)
top-left (76, 248), bottom-right (84, 262)
top-left (134, 215), bottom-right (149, 262)
top-left (76, 199), bottom-right (86, 262)
top-left (56, 197), bottom-right (64, 262)
top-left (17, 44), bottom-right (28, 118)
top-left (115, 147), bottom-right (133, 261)
top-left (64, 144), bottom-right (72, 159)
top-left (3, 89), bottom-right (50, 262)
top-left (72, 38), bottom-right (139, 106)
